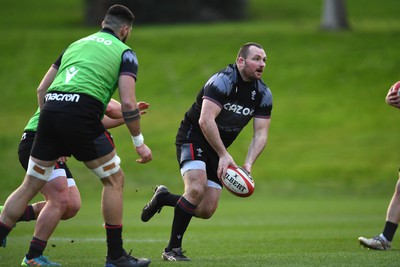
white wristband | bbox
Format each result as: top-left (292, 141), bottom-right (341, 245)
top-left (132, 133), bottom-right (144, 147)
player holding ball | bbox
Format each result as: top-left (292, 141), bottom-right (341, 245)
top-left (141, 42), bottom-right (273, 261)
top-left (358, 81), bottom-right (400, 250)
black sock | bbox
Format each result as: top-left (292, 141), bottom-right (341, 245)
top-left (166, 197), bottom-right (196, 251)
top-left (105, 223), bottom-right (124, 260)
top-left (0, 222), bottom-right (12, 241)
top-left (159, 193), bottom-right (181, 207)
top-left (26, 237), bottom-right (47, 259)
top-left (382, 221), bottom-right (398, 241)
top-left (18, 205), bottom-right (36, 222)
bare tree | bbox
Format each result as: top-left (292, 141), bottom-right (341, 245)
top-left (321, 0), bottom-right (350, 30)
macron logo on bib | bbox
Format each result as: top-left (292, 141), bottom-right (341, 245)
top-left (65, 66), bottom-right (79, 84)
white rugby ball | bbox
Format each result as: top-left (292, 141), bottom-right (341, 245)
top-left (222, 166), bottom-right (255, 197)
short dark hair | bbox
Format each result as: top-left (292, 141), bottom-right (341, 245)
top-left (237, 42), bottom-right (263, 59)
top-left (103, 5), bottom-right (135, 30)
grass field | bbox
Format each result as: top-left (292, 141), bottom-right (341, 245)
top-left (1, 0), bottom-right (400, 266)
top-left (1, 194), bottom-right (398, 266)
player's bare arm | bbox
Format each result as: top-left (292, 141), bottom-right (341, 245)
top-left (36, 66), bottom-right (58, 109)
top-left (118, 74), bottom-right (152, 163)
top-left (106, 99), bottom-right (124, 119)
top-left (199, 99), bottom-right (236, 179)
top-left (118, 75), bottom-right (141, 134)
top-left (103, 99), bottom-right (150, 129)
top-left (243, 118), bottom-right (271, 174)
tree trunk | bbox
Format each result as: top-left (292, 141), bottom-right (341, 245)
top-left (321, 0), bottom-right (350, 30)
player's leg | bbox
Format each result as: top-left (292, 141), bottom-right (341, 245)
top-left (32, 170), bottom-right (69, 239)
top-left (85, 151), bottom-right (151, 267)
top-left (60, 179), bottom-right (81, 220)
top-left (22, 169), bottom-right (69, 264)
top-left (30, 201), bottom-right (46, 219)
top-left (162, 167), bottom-right (207, 262)
top-left (384, 175), bottom-right (400, 239)
top-left (358, 172), bottom-right (400, 250)
top-left (19, 179), bottom-right (81, 222)
top-left (86, 154), bottom-right (124, 226)
top-left (193, 182), bottom-right (221, 219)
top-left (0, 202), bottom-right (42, 223)
top-left (0, 157), bottom-right (55, 243)
top-left (1, 179), bottom-right (46, 227)
top-left (189, 149), bottom-right (222, 219)
top-left (23, 176), bottom-right (80, 222)
top-left (56, 162), bottom-right (81, 220)
top-left (162, 141), bottom-right (220, 261)
top-left (2, 180), bottom-right (80, 223)
top-left (9, 131), bottom-right (45, 224)
top-left (142, 174), bottom-right (221, 222)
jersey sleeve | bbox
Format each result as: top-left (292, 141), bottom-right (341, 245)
top-left (254, 87), bottom-right (273, 118)
top-left (202, 73), bottom-right (233, 108)
top-left (120, 49), bottom-right (138, 80)
top-left (52, 50), bottom-right (65, 70)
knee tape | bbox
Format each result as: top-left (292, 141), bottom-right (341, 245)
top-left (47, 169), bottom-right (67, 182)
top-left (91, 155), bottom-right (121, 179)
top-left (26, 158), bottom-right (55, 181)
top-left (67, 178), bottom-right (76, 187)
top-left (180, 160), bottom-right (206, 176)
top-left (207, 180), bottom-right (222, 190)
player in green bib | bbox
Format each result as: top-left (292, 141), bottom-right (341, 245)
top-left (0, 5), bottom-right (152, 267)
top-left (0, 99), bottom-right (149, 266)
top-left (47, 30), bottom-right (132, 110)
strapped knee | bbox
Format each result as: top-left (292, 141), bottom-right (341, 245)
top-left (26, 158), bottom-right (55, 181)
top-left (91, 155), bottom-right (121, 179)
top-left (48, 169), bottom-right (67, 182)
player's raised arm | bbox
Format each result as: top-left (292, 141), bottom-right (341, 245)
top-left (37, 66), bottom-right (58, 109)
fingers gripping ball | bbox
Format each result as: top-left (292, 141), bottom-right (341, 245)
top-left (221, 166), bottom-right (255, 197)
top-left (390, 81), bottom-right (400, 95)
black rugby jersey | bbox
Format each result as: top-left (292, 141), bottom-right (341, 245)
top-left (182, 64), bottom-right (272, 148)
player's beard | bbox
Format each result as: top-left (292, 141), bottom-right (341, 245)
top-left (242, 64), bottom-right (262, 81)
top-left (121, 34), bottom-right (127, 43)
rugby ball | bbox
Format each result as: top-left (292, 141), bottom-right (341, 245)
top-left (222, 166), bottom-right (255, 197)
top-left (390, 81), bottom-right (400, 95)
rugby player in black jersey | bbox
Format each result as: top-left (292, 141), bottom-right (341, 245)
top-left (141, 42), bottom-right (273, 261)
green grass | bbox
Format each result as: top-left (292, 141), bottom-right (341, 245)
top-left (1, 194), bottom-right (398, 266)
top-left (1, 1), bottom-right (400, 197)
top-left (1, 0), bottom-right (400, 266)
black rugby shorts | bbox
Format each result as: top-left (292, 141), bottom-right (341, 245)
top-left (176, 142), bottom-right (222, 187)
top-left (31, 110), bottom-right (115, 162)
top-left (18, 131), bottom-right (73, 177)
